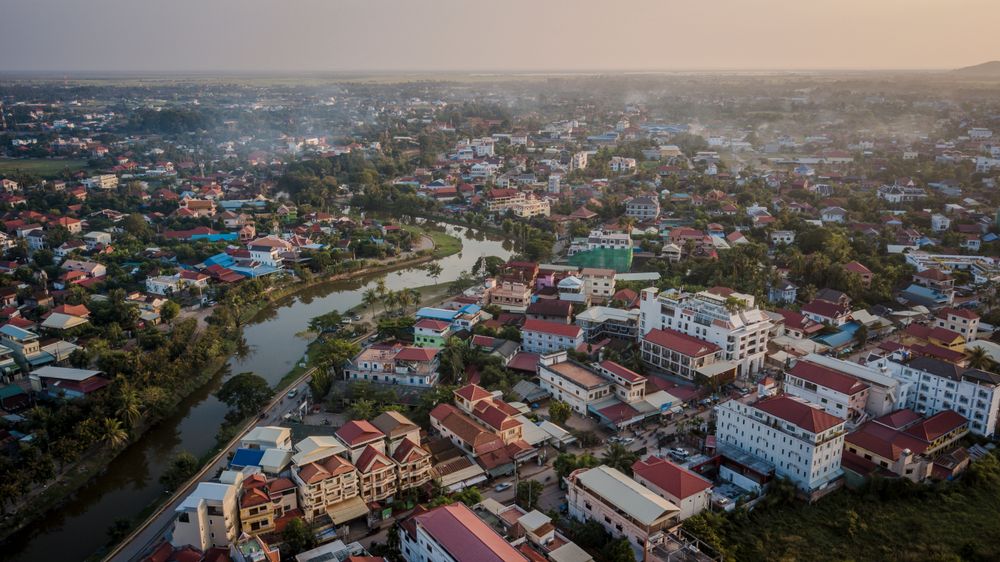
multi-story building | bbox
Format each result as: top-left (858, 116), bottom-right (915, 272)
top-left (632, 455), bottom-right (712, 521)
top-left (934, 308), bottom-right (980, 342)
top-left (171, 481), bottom-right (241, 552)
top-left (844, 409), bottom-right (968, 482)
top-left (580, 268), bottom-right (617, 303)
top-left (625, 195), bottom-right (660, 222)
top-left (335, 420), bottom-right (386, 464)
top-left (568, 229), bottom-right (632, 256)
top-left (639, 287), bottom-right (771, 377)
top-left (521, 319), bottom-right (584, 354)
top-left (247, 236), bottom-right (293, 268)
top-left (610, 156), bottom-right (637, 173)
top-left (538, 358), bottom-right (613, 415)
top-left (486, 262), bottom-right (537, 312)
top-left (238, 473), bottom-right (298, 535)
top-left (640, 328), bottom-right (735, 384)
top-left (292, 453), bottom-right (362, 522)
top-left (355, 445), bottom-right (398, 503)
top-left (783, 359), bottom-right (870, 426)
top-left (344, 344), bottom-right (441, 387)
top-left (715, 395), bottom-right (846, 494)
top-left (413, 319), bottom-right (452, 347)
top-left (485, 188), bottom-right (524, 214)
top-left (794, 354), bottom-right (903, 418)
top-left (511, 195), bottom-right (550, 218)
top-left (574, 306), bottom-right (640, 342)
top-left (879, 355), bottom-right (1000, 437)
top-left (398, 502), bottom-right (529, 562)
top-left (569, 151), bottom-right (588, 171)
top-left (567, 465), bottom-right (679, 556)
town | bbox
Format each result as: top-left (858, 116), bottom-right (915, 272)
top-left (1, 64), bottom-right (1000, 562)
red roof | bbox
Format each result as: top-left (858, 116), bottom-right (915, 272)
top-left (597, 401), bottom-right (641, 424)
top-left (904, 410), bottom-right (967, 442)
top-left (521, 318), bottom-right (582, 339)
top-left (643, 328), bottom-right (720, 358)
top-left (915, 268), bottom-right (952, 281)
top-left (788, 360), bottom-right (868, 396)
top-left (507, 352), bottom-right (540, 374)
top-left (455, 384), bottom-right (492, 402)
top-left (801, 299), bottom-right (849, 320)
top-left (598, 360), bottom-right (645, 383)
top-left (335, 420), bottom-right (384, 447)
top-left (632, 455), bottom-right (713, 500)
top-left (755, 395), bottom-right (844, 433)
top-left (414, 318), bottom-right (451, 331)
top-left (395, 347), bottom-right (440, 362)
top-left (937, 307), bottom-right (979, 321)
top-left (844, 261), bottom-right (872, 275)
top-left (408, 503), bottom-right (528, 562)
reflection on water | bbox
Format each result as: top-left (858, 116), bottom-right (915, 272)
top-left (5, 224), bottom-right (510, 562)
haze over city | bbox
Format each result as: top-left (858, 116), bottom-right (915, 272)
top-left (2, 0), bottom-right (999, 73)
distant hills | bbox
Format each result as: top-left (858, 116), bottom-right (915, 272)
top-left (954, 61), bottom-right (1000, 76)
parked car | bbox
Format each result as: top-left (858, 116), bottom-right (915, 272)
top-left (669, 447), bottom-right (690, 460)
top-left (494, 482), bottom-right (512, 492)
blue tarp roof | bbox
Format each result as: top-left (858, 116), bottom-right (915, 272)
top-left (812, 321), bottom-right (860, 349)
top-left (204, 253), bottom-right (236, 268)
top-left (230, 448), bottom-right (265, 468)
top-left (416, 307), bottom-right (459, 321)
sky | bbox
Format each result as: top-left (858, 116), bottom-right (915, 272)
top-left (1, 0), bottom-right (998, 73)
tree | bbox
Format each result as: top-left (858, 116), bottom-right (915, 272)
top-left (602, 443), bottom-right (639, 475)
top-left (100, 417), bottom-right (129, 449)
top-left (348, 399), bottom-right (376, 420)
top-left (602, 539), bottom-right (637, 562)
top-left (452, 486), bottom-right (483, 506)
top-left (281, 517), bottom-right (316, 556)
top-left (362, 288), bottom-right (379, 319)
top-left (426, 262), bottom-right (443, 283)
top-left (548, 400), bottom-right (572, 425)
top-left (308, 369), bottom-right (333, 401)
top-left (968, 346), bottom-right (993, 370)
top-left (160, 300), bottom-right (181, 323)
top-left (314, 338), bottom-right (361, 378)
top-left (216, 372), bottom-right (272, 418)
top-left (554, 452), bottom-right (600, 480)
top-left (116, 381), bottom-right (142, 430)
top-left (160, 451), bottom-right (199, 490)
top-left (516, 480), bottom-right (543, 510)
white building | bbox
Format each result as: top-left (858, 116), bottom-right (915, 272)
top-left (521, 319), bottom-right (584, 354)
top-left (567, 465), bottom-right (679, 557)
top-left (715, 395), bottom-right (845, 493)
top-left (931, 214), bottom-right (952, 232)
top-left (632, 456), bottom-right (712, 521)
top-left (569, 151), bottom-right (588, 171)
top-left (398, 502), bottom-right (528, 562)
top-left (877, 355), bottom-right (1000, 437)
top-left (610, 156), bottom-right (637, 173)
top-left (537, 358), bottom-right (612, 415)
top-left (639, 287), bottom-right (771, 377)
top-left (567, 229), bottom-right (633, 256)
top-left (171, 481), bottom-right (241, 552)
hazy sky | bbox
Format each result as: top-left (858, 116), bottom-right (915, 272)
top-left (1, 0), bottom-right (998, 72)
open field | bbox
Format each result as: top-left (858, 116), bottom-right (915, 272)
top-left (0, 158), bottom-right (90, 178)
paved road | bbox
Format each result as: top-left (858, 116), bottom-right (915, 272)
top-left (106, 371), bottom-right (316, 562)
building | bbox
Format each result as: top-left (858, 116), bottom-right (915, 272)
top-left (537, 359), bottom-right (612, 415)
top-left (844, 409), bottom-right (968, 482)
top-left (413, 319), bottom-right (452, 347)
top-left (935, 308), bottom-right (980, 342)
top-left (398, 502), bottom-right (528, 562)
top-left (574, 306), bottom-right (640, 342)
top-left (715, 395), bottom-right (846, 494)
top-left (569, 151), bottom-right (588, 171)
top-left (640, 328), bottom-right (735, 385)
top-left (292, 452), bottom-right (364, 523)
top-left (525, 299), bottom-right (573, 324)
top-left (521, 319), bottom-right (584, 354)
top-left (171, 481), bottom-right (241, 552)
top-left (783, 359), bottom-right (870, 426)
top-left (610, 156), bottom-right (637, 173)
top-left (580, 268), bottom-right (617, 304)
top-left (247, 236), bottom-right (293, 268)
top-left (879, 355), bottom-right (1000, 437)
top-left (639, 287), bottom-right (771, 377)
top-left (345, 344), bottom-right (441, 387)
top-left (29, 366), bottom-right (109, 399)
top-left (625, 196), bottom-right (660, 222)
top-left (567, 465), bottom-right (679, 556)
top-left (632, 456), bottom-right (712, 520)
top-left (238, 473), bottom-right (299, 535)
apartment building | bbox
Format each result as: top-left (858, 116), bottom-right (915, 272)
top-left (292, 453), bottom-right (362, 522)
top-left (880, 355), bottom-right (1000, 437)
top-left (511, 195), bottom-right (550, 218)
top-left (844, 409), bottom-right (968, 482)
top-left (172, 481), bottom-right (241, 552)
top-left (568, 229), bottom-right (633, 256)
top-left (580, 268), bottom-right (617, 303)
top-left (625, 195), bottom-right (660, 221)
top-left (569, 151), bottom-right (589, 171)
top-left (238, 473), bottom-right (298, 535)
top-left (640, 327), bottom-right (735, 384)
top-left (567, 465), bottom-right (679, 556)
top-left (783, 359), bottom-right (870, 426)
top-left (485, 188), bottom-right (524, 213)
top-left (398, 502), bottom-right (528, 562)
top-left (715, 395), bottom-right (846, 493)
top-left (574, 306), bottom-right (640, 342)
top-left (610, 156), bottom-right (637, 173)
top-left (521, 319), bottom-right (584, 354)
top-left (934, 308), bottom-right (980, 342)
top-left (538, 358), bottom-right (613, 415)
top-left (639, 287), bottom-right (771, 377)
top-left (344, 344), bottom-right (441, 387)
top-left (632, 456), bottom-right (712, 521)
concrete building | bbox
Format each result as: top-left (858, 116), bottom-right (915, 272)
top-left (632, 456), bottom-right (712, 520)
top-left (398, 502), bottom-right (528, 562)
top-left (521, 319), bottom-right (584, 354)
top-left (171, 481), bottom-right (241, 552)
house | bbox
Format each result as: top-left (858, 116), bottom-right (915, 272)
top-left (0, 324), bottom-right (52, 368)
top-left (567, 465), bottom-right (679, 557)
top-left (625, 195), bottom-right (660, 221)
top-left (247, 236), bottom-right (293, 268)
top-left (801, 298), bottom-right (852, 326)
top-left (345, 344), bottom-right (441, 387)
top-left (398, 503), bottom-right (528, 562)
top-left (525, 299), bottom-right (573, 324)
top-left (844, 261), bottom-right (873, 287)
top-left (520, 319), bottom-right (584, 354)
top-left (609, 156), bottom-right (637, 173)
top-left (61, 259), bottom-right (106, 279)
top-left (580, 268), bottom-right (617, 303)
top-left (641, 328), bottom-right (735, 384)
top-left (83, 231), bottom-right (112, 250)
top-left (934, 308), bottom-right (980, 342)
top-left (171, 481), bottom-right (241, 552)
top-left (29, 366), bottom-right (109, 399)
top-left (238, 474), bottom-right (298, 535)
top-left (770, 230), bottom-right (795, 246)
top-left (716, 395), bottom-right (845, 495)
top-left (820, 206), bottom-right (848, 223)
top-left (768, 280), bottom-right (798, 304)
top-left (632, 456), bottom-right (712, 520)
top-left (574, 306), bottom-right (640, 342)
top-left (242, 426), bottom-right (293, 451)
top-left (844, 409), bottom-right (968, 482)
top-left (537, 359), bottom-right (612, 415)
top-left (413, 319), bottom-right (452, 347)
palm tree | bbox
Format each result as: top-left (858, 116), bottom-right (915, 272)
top-left (100, 418), bottom-right (129, 449)
top-left (383, 290), bottom-right (399, 315)
top-left (967, 346), bottom-right (993, 370)
top-left (407, 288), bottom-right (422, 312)
top-left (601, 442), bottom-right (638, 475)
top-left (362, 288), bottom-right (379, 319)
top-left (116, 382), bottom-right (142, 430)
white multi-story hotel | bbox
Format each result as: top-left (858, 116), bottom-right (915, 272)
top-left (877, 355), bottom-right (1000, 437)
top-left (639, 287), bottom-right (771, 377)
top-left (715, 395), bottom-right (845, 493)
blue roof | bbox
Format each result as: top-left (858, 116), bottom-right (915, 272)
top-left (416, 307), bottom-right (459, 321)
top-left (984, 233), bottom-right (999, 243)
top-left (457, 304), bottom-right (481, 315)
top-left (812, 321), bottom-right (860, 348)
top-left (230, 448), bottom-right (265, 468)
top-left (0, 324), bottom-right (37, 341)
top-left (204, 253), bottom-right (236, 268)
top-left (901, 284), bottom-right (949, 304)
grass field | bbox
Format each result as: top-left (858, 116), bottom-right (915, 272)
top-left (0, 158), bottom-right (90, 178)
top-left (403, 224), bottom-right (463, 259)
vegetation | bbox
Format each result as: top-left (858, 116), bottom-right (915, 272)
top-left (685, 452), bottom-right (1000, 561)
top-left (216, 372), bottom-right (272, 420)
top-left (516, 479), bottom-right (544, 510)
top-left (159, 452), bottom-right (200, 491)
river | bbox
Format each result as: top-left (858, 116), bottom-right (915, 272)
top-left (5, 223), bottom-right (511, 562)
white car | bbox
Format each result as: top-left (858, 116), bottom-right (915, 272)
top-left (494, 482), bottom-right (512, 492)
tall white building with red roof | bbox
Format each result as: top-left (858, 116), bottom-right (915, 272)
top-left (715, 395), bottom-right (846, 494)
top-left (398, 502), bottom-right (528, 562)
